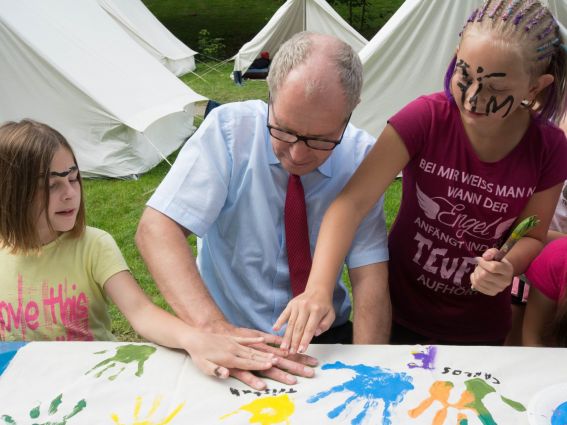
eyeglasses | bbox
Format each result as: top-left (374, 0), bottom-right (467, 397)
top-left (266, 97), bottom-right (351, 151)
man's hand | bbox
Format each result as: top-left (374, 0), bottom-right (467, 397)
top-left (272, 290), bottom-right (335, 356)
top-left (470, 248), bottom-right (514, 296)
top-left (204, 319), bottom-right (318, 390)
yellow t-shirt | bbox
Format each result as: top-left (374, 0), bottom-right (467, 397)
top-left (0, 227), bottom-right (128, 341)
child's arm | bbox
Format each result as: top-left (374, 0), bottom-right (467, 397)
top-left (471, 182), bottom-right (563, 295)
top-left (104, 271), bottom-right (276, 382)
top-left (273, 125), bottom-right (410, 353)
top-left (136, 209), bottom-right (313, 389)
top-left (522, 285), bottom-right (556, 346)
top-left (547, 229), bottom-right (566, 243)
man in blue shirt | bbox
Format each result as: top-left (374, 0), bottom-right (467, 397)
top-left (136, 32), bottom-right (390, 390)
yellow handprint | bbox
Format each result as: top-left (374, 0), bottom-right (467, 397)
top-left (220, 394), bottom-right (294, 425)
top-left (111, 396), bottom-right (184, 425)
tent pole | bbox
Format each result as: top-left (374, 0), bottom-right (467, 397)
top-left (141, 132), bottom-right (172, 167)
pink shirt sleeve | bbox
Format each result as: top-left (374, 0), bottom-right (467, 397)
top-left (525, 237), bottom-right (567, 302)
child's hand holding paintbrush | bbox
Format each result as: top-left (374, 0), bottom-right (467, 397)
top-left (493, 216), bottom-right (541, 261)
top-left (471, 216), bottom-right (540, 295)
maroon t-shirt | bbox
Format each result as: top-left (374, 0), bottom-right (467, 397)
top-left (388, 92), bottom-right (567, 342)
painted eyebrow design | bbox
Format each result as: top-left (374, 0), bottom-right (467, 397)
top-left (49, 165), bottom-right (78, 178)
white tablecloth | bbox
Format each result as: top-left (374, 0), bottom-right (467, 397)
top-left (0, 342), bottom-right (566, 424)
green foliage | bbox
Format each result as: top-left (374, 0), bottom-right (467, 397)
top-left (143, 0), bottom-right (284, 58)
top-left (83, 159), bottom-right (175, 342)
top-left (327, 0), bottom-right (404, 34)
top-left (143, 0), bottom-right (405, 59)
top-left (384, 178), bottom-right (402, 230)
top-left (197, 29), bottom-right (227, 60)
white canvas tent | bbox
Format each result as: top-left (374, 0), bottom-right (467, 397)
top-left (548, 0), bottom-right (567, 36)
top-left (0, 0), bottom-right (206, 178)
top-left (96, 0), bottom-right (197, 76)
top-left (352, 0), bottom-right (482, 138)
top-left (233, 0), bottom-right (368, 76)
top-left (352, 0), bottom-right (567, 139)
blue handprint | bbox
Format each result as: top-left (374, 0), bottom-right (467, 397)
top-left (552, 401), bottom-right (567, 425)
top-left (308, 361), bottom-right (413, 425)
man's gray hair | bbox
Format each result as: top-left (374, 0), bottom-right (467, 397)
top-left (267, 32), bottom-right (362, 112)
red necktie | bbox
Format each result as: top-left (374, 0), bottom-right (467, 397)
top-left (285, 174), bottom-right (312, 297)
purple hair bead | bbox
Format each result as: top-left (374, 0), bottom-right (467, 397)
top-left (467, 9), bottom-right (479, 23)
top-left (477, 2), bottom-right (490, 21)
top-left (516, 0), bottom-right (536, 23)
top-left (502, 0), bottom-right (520, 21)
top-left (489, 0), bottom-right (504, 18)
top-left (513, 0), bottom-right (535, 26)
top-left (526, 8), bottom-right (548, 33)
top-left (537, 22), bottom-right (556, 40)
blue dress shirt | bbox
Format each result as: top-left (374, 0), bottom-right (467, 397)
top-left (148, 100), bottom-right (388, 334)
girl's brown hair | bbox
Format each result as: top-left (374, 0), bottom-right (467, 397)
top-left (0, 119), bottom-right (85, 254)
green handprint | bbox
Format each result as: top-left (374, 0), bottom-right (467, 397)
top-left (86, 344), bottom-right (157, 381)
top-left (1, 393), bottom-right (86, 425)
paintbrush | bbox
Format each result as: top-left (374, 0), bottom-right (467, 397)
top-left (493, 215), bottom-right (540, 261)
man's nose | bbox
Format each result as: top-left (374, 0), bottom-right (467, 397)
top-left (289, 140), bottom-right (311, 159)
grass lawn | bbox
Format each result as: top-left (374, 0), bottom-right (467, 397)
top-left (85, 60), bottom-right (401, 341)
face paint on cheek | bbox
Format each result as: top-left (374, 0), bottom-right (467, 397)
top-left (456, 62), bottom-right (512, 116)
top-left (455, 60), bottom-right (472, 107)
top-left (467, 67), bottom-right (491, 112)
top-left (474, 70), bottom-right (509, 116)
top-left (468, 82), bottom-right (484, 113)
top-left (486, 95), bottom-right (515, 117)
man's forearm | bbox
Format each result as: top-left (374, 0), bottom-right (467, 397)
top-left (136, 207), bottom-right (226, 328)
top-left (350, 262), bottom-right (391, 344)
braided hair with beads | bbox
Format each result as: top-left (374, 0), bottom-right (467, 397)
top-left (444, 0), bottom-right (567, 125)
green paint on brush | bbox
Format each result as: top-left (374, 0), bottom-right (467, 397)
top-left (495, 215), bottom-right (540, 261)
